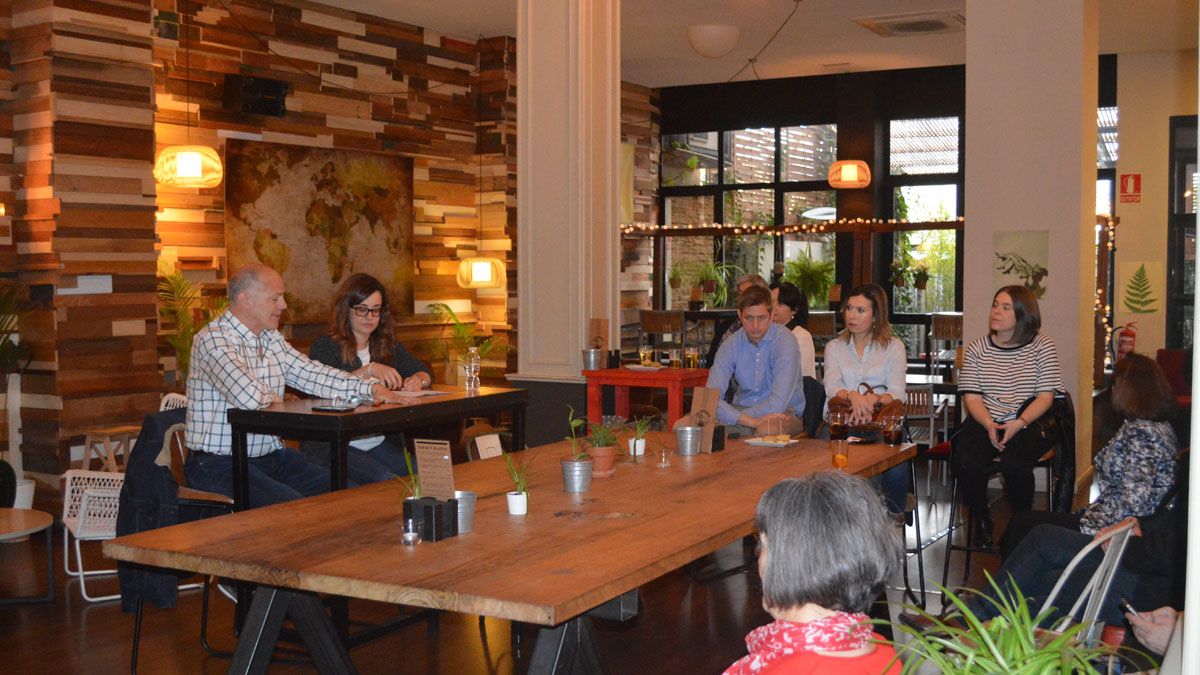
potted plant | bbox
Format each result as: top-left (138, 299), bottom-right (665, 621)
top-left (892, 575), bottom-right (1130, 673)
top-left (429, 302), bottom-right (508, 385)
top-left (628, 415), bottom-right (656, 457)
top-left (911, 263), bottom-right (930, 291)
top-left (888, 260), bottom-right (908, 288)
top-left (690, 261), bottom-right (743, 308)
top-left (396, 450), bottom-right (422, 500)
top-left (586, 421), bottom-right (619, 477)
top-left (668, 263), bottom-right (683, 290)
top-left (782, 252), bottom-right (836, 310)
top-left (561, 405), bottom-right (594, 493)
top-left (157, 269), bottom-right (227, 386)
top-left (504, 451), bottom-right (533, 515)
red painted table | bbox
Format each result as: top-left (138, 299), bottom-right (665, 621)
top-left (582, 367), bottom-right (710, 427)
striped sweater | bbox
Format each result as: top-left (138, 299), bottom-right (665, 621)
top-left (958, 332), bottom-right (1064, 422)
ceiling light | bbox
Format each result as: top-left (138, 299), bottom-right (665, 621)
top-left (687, 24), bottom-right (740, 59)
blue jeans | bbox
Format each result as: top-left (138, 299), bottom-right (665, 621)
top-left (184, 448), bottom-right (329, 509)
top-left (347, 438), bottom-right (410, 484)
top-left (966, 524), bottom-right (1136, 626)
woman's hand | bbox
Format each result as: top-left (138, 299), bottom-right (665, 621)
top-left (1125, 606), bottom-right (1179, 655)
top-left (400, 372), bottom-right (430, 392)
top-left (360, 363), bottom-right (403, 389)
top-left (995, 419), bottom-right (1027, 448)
top-left (984, 419), bottom-right (1003, 450)
top-left (846, 390), bottom-right (875, 425)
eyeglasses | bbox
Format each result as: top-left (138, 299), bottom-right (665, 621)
top-left (351, 305), bottom-right (384, 318)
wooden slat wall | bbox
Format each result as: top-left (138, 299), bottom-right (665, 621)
top-left (0, 0), bottom-right (660, 474)
top-left (619, 83), bottom-right (659, 314)
top-left (0, 0), bottom-right (13, 457)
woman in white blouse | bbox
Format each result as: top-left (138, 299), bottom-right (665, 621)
top-left (823, 283), bottom-right (910, 515)
top-left (770, 282), bottom-right (817, 381)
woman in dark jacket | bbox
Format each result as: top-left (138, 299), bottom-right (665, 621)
top-left (306, 273), bottom-right (432, 484)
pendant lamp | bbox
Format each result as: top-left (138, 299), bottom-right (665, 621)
top-left (154, 7), bottom-right (223, 189)
top-left (827, 160), bottom-right (871, 189)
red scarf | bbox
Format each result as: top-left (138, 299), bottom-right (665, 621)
top-left (724, 613), bottom-right (874, 674)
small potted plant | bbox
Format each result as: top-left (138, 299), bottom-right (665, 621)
top-left (586, 421), bottom-right (619, 477)
top-left (888, 260), bottom-right (908, 288)
top-left (504, 452), bottom-right (534, 515)
top-left (912, 263), bottom-right (930, 291)
top-left (891, 574), bottom-right (1128, 673)
top-left (562, 405), bottom-right (594, 493)
top-left (668, 263), bottom-right (683, 290)
top-left (396, 450), bottom-right (421, 500)
top-left (628, 415), bottom-right (656, 457)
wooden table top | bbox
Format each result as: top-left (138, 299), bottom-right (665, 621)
top-left (581, 367), bottom-right (709, 383)
top-left (104, 432), bottom-right (914, 626)
top-left (0, 509), bottom-right (54, 540)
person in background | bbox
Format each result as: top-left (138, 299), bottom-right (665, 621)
top-left (770, 281), bottom-right (817, 380)
top-left (185, 263), bottom-right (408, 507)
top-left (953, 285), bottom-right (1065, 546)
top-left (726, 471), bottom-right (901, 674)
top-left (1000, 352), bottom-right (1177, 556)
top-left (822, 283), bottom-right (909, 517)
top-left (705, 285), bottom-right (805, 437)
top-left (305, 273), bottom-right (433, 484)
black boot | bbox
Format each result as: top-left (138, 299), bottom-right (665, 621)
top-left (972, 510), bottom-right (995, 548)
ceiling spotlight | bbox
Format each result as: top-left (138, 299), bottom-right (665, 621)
top-left (686, 24), bottom-right (741, 59)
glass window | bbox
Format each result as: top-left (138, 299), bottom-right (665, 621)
top-left (780, 124), bottom-right (837, 182)
top-left (724, 234), bottom-right (774, 285)
top-left (1096, 178), bottom-right (1113, 216)
top-left (893, 229), bottom-right (957, 313)
top-left (664, 195), bottom-right (714, 226)
top-left (665, 236), bottom-right (717, 310)
top-left (784, 191), bottom-right (836, 227)
top-left (723, 189), bottom-right (774, 227)
top-left (662, 132), bottom-right (719, 187)
top-left (893, 184), bottom-right (957, 222)
top-left (723, 128), bottom-right (774, 184)
top-left (1097, 106), bottom-right (1118, 170)
top-left (890, 117), bottom-right (960, 175)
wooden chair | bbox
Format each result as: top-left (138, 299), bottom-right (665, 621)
top-left (640, 309), bottom-right (685, 353)
top-left (806, 311), bottom-right (837, 339)
top-left (930, 312), bottom-right (963, 379)
top-left (82, 424), bottom-right (140, 472)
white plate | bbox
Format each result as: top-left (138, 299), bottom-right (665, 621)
top-left (624, 364), bottom-right (665, 371)
top-left (745, 437), bottom-right (799, 447)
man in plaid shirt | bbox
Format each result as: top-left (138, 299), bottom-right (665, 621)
top-left (185, 263), bottom-right (410, 507)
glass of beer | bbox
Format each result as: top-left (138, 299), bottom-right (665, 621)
top-left (881, 415), bottom-right (904, 446)
top-left (638, 341), bottom-right (653, 366)
top-left (684, 346), bottom-right (700, 369)
top-left (668, 348), bottom-right (683, 368)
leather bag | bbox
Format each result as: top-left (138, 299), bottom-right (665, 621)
top-left (827, 383), bottom-right (904, 435)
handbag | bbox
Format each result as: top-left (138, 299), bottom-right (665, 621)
top-left (827, 383), bottom-right (904, 435)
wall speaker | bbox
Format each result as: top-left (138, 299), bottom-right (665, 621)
top-left (222, 74), bottom-right (287, 117)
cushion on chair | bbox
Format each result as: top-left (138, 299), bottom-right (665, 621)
top-left (927, 440), bottom-right (952, 459)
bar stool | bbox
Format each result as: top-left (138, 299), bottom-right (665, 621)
top-left (82, 423), bottom-right (141, 472)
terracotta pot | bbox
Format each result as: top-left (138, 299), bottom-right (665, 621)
top-left (702, 280), bottom-right (717, 293)
top-left (589, 445), bottom-right (617, 477)
top-left (914, 280), bottom-right (928, 290)
top-left (669, 277), bottom-right (682, 290)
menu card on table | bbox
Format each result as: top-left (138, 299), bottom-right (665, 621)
top-left (413, 439), bottom-right (455, 500)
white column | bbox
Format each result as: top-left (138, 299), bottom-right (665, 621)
top-left (964, 0), bottom-right (1098, 482)
top-left (515, 0), bottom-right (620, 381)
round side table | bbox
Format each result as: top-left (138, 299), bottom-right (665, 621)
top-left (0, 508), bottom-right (55, 604)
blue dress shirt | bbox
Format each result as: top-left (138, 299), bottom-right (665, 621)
top-left (705, 323), bottom-right (805, 426)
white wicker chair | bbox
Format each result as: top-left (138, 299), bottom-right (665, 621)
top-left (61, 469), bottom-right (125, 602)
top-left (159, 392), bottom-right (188, 411)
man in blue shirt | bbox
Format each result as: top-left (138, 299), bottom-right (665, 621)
top-left (705, 285), bottom-right (806, 437)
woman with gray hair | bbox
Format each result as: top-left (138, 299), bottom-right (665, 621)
top-left (725, 471), bottom-right (902, 674)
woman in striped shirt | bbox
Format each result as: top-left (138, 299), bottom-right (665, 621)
top-left (952, 285), bottom-right (1064, 546)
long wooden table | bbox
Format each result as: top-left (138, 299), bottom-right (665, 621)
top-left (106, 433), bottom-right (914, 674)
top-left (227, 385), bottom-right (529, 510)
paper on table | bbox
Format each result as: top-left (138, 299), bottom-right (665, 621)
top-left (393, 389), bottom-right (449, 397)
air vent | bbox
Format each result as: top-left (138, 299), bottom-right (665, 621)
top-left (854, 10), bottom-right (965, 38)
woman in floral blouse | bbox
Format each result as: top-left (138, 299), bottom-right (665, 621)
top-left (1000, 352), bottom-right (1179, 557)
top-left (726, 472), bottom-right (901, 674)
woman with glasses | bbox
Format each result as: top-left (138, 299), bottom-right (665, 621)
top-left (305, 273), bottom-right (432, 483)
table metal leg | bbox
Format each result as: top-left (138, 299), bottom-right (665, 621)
top-left (527, 617), bottom-right (604, 675)
top-left (229, 587), bottom-right (357, 675)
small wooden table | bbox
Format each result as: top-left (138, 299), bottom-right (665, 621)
top-left (0, 508), bottom-right (54, 604)
top-left (582, 367), bottom-right (709, 427)
top-left (106, 434), bottom-right (913, 674)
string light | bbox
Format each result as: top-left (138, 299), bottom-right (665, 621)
top-left (1095, 216), bottom-right (1120, 359)
top-left (619, 216), bottom-right (966, 236)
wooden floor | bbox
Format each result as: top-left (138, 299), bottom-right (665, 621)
top-left (1, 465), bottom-right (1017, 674)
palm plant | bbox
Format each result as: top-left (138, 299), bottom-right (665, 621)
top-left (0, 284), bottom-right (31, 375)
top-left (157, 270), bottom-right (226, 383)
top-left (428, 302), bottom-right (503, 364)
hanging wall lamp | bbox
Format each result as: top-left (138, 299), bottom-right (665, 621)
top-left (456, 257), bottom-right (505, 290)
top-left (827, 160), bottom-right (871, 189)
top-left (154, 6), bottom-right (224, 189)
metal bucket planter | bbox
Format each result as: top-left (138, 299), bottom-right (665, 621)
top-left (561, 457), bottom-right (594, 493)
top-left (675, 426), bottom-right (702, 456)
top-left (581, 348), bottom-right (606, 371)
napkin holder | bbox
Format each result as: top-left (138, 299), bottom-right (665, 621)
top-left (403, 496), bottom-right (459, 541)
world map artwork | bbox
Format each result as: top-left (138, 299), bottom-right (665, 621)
top-left (224, 140), bottom-right (414, 324)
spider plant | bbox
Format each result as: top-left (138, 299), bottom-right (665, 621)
top-left (396, 449), bottom-right (421, 499)
top-left (586, 421), bottom-right (618, 448)
top-left (889, 573), bottom-right (1137, 674)
top-left (632, 415), bottom-right (656, 440)
top-left (504, 451), bottom-right (534, 494)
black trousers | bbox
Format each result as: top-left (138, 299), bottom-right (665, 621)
top-left (951, 415), bottom-right (1056, 516)
top-left (1000, 509), bottom-right (1083, 559)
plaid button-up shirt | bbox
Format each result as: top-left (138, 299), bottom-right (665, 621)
top-left (186, 311), bottom-right (377, 457)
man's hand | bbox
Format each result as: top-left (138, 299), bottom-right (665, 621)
top-left (370, 383), bottom-right (407, 405)
top-left (1125, 606), bottom-right (1179, 656)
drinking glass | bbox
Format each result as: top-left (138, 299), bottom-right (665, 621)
top-left (401, 517), bottom-right (423, 545)
top-left (684, 346), bottom-right (700, 368)
top-left (827, 412), bottom-right (849, 441)
top-left (831, 439), bottom-right (849, 469)
top-left (881, 415), bottom-right (904, 446)
top-left (656, 446), bottom-right (672, 469)
top-left (638, 341), bottom-right (653, 366)
top-left (668, 348), bottom-right (682, 368)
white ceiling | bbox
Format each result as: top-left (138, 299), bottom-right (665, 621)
top-left (335, 0), bottom-right (1198, 88)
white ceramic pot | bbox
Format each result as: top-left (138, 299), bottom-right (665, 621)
top-left (13, 479), bottom-right (34, 509)
top-left (628, 438), bottom-right (646, 456)
top-left (506, 491), bottom-right (528, 516)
